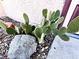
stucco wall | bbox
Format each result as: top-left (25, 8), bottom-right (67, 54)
top-left (0, 2), bottom-right (5, 17)
top-left (1, 0), bottom-right (64, 25)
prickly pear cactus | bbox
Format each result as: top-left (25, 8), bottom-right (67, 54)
top-left (67, 16), bottom-right (79, 33)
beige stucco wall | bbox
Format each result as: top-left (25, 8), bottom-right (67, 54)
top-left (0, 2), bottom-right (6, 17)
top-left (1, 0), bottom-right (64, 25)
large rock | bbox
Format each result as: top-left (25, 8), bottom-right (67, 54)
top-left (47, 35), bottom-right (79, 59)
top-left (8, 35), bottom-right (37, 59)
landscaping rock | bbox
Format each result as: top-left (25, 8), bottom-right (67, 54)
top-left (47, 35), bottom-right (79, 59)
top-left (8, 35), bottom-right (37, 59)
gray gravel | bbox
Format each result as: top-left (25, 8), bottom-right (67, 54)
top-left (0, 29), bottom-right (14, 59)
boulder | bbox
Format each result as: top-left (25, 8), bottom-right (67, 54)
top-left (8, 35), bottom-right (37, 59)
top-left (47, 35), bottom-right (79, 59)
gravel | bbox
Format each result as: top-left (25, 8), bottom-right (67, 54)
top-left (0, 30), bottom-right (54, 59)
top-left (31, 33), bottom-right (55, 59)
top-left (0, 29), bottom-right (14, 59)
